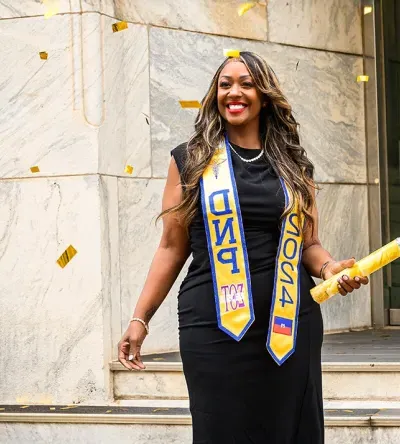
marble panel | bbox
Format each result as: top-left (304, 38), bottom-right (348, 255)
top-left (0, 0), bottom-right (115, 18)
top-left (150, 28), bottom-right (366, 183)
top-left (118, 178), bottom-right (188, 354)
top-left (268, 0), bottom-right (362, 55)
top-left (365, 57), bottom-right (379, 184)
top-left (99, 20), bottom-right (151, 178)
top-left (114, 0), bottom-right (267, 41)
top-left (325, 427), bottom-right (374, 444)
top-left (0, 423), bottom-right (192, 444)
top-left (0, 14), bottom-right (100, 178)
top-left (316, 184), bottom-right (371, 331)
top-left (0, 176), bottom-right (108, 404)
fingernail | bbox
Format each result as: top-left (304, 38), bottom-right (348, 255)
top-left (343, 275), bottom-right (348, 281)
top-left (128, 354), bottom-right (134, 361)
top-left (355, 277), bottom-right (360, 282)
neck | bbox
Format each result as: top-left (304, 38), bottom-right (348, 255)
top-left (225, 119), bottom-right (261, 150)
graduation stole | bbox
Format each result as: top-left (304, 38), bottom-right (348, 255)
top-left (200, 135), bottom-right (303, 365)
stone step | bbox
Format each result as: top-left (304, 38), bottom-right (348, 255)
top-left (111, 357), bottom-right (400, 401)
top-left (1, 404), bottom-right (400, 444)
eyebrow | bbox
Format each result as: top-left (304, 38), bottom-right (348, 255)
top-left (219, 75), bottom-right (252, 80)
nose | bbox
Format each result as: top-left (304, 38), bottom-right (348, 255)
top-left (228, 83), bottom-right (242, 97)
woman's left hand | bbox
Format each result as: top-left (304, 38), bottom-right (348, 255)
top-left (323, 258), bottom-right (369, 296)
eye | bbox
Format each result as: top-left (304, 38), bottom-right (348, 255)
top-left (242, 82), bottom-right (254, 88)
top-left (219, 81), bottom-right (231, 88)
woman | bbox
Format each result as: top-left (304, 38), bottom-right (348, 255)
top-left (118, 51), bottom-right (369, 443)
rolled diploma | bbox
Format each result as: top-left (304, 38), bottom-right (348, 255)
top-left (311, 238), bottom-right (400, 304)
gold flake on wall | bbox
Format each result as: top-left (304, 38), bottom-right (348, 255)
top-left (179, 100), bottom-right (202, 109)
top-left (357, 75), bottom-right (369, 82)
top-left (112, 21), bottom-right (128, 33)
top-left (30, 166), bottom-right (40, 173)
top-left (364, 6), bottom-right (373, 15)
top-left (125, 165), bottom-right (134, 175)
top-left (42, 0), bottom-right (60, 19)
top-left (56, 245), bottom-right (78, 268)
top-left (238, 2), bottom-right (256, 16)
top-left (39, 52), bottom-right (48, 60)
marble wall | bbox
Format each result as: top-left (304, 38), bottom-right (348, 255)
top-left (0, 0), bottom-right (370, 405)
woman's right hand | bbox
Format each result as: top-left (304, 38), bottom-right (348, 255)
top-left (118, 321), bottom-right (147, 371)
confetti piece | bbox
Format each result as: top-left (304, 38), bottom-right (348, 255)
top-left (39, 52), bottom-right (48, 60)
top-left (20, 406), bottom-right (30, 409)
top-left (112, 21), bottom-right (128, 33)
top-left (43, 0), bottom-right (59, 19)
top-left (60, 406), bottom-right (78, 410)
top-left (142, 113), bottom-right (150, 125)
top-left (364, 6), bottom-right (373, 14)
top-left (0, 408), bottom-right (5, 411)
top-left (238, 2), bottom-right (256, 16)
top-left (153, 357), bottom-right (165, 361)
top-left (50, 407), bottom-right (56, 411)
top-left (30, 166), bottom-right (40, 173)
top-left (56, 245), bottom-right (77, 269)
top-left (152, 408), bottom-right (169, 412)
top-left (224, 49), bottom-right (241, 58)
top-left (179, 100), bottom-right (202, 109)
top-left (295, 61), bottom-right (299, 71)
top-left (357, 75), bottom-right (369, 82)
top-left (106, 410), bottom-right (112, 413)
top-left (344, 409), bottom-right (354, 413)
top-left (125, 165), bottom-right (134, 175)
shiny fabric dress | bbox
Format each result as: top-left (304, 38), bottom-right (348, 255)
top-left (171, 142), bottom-right (324, 444)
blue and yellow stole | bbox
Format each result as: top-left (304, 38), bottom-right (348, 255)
top-left (200, 135), bottom-right (303, 366)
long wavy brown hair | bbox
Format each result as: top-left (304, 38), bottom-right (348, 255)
top-left (157, 51), bottom-right (318, 237)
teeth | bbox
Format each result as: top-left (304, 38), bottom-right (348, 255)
top-left (228, 104), bottom-right (245, 110)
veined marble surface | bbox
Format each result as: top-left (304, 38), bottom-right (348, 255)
top-left (0, 0), bottom-right (115, 17)
top-left (0, 176), bottom-right (109, 404)
top-left (0, 14), bottom-right (150, 178)
top-left (316, 184), bottom-right (371, 331)
top-left (268, 0), bottom-right (362, 55)
top-left (118, 178), bottom-right (189, 354)
top-left (149, 27), bottom-right (366, 183)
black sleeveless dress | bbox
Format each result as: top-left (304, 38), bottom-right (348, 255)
top-left (171, 142), bottom-right (324, 444)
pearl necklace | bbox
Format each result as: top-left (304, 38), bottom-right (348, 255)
top-left (229, 143), bottom-right (263, 163)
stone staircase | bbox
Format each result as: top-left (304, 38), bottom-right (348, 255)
top-left (1, 330), bottom-right (400, 443)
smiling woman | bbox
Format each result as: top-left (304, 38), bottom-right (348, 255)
top-left (118, 51), bottom-right (369, 444)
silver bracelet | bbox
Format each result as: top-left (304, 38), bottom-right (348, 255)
top-left (320, 261), bottom-right (333, 280)
top-left (129, 317), bottom-right (149, 335)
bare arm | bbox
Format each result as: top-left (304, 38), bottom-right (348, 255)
top-left (132, 157), bottom-right (190, 322)
top-left (118, 157), bottom-right (190, 370)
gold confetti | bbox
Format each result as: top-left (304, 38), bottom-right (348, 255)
top-left (56, 245), bottom-right (78, 269)
top-left (30, 166), bottom-right (40, 173)
top-left (357, 75), bottom-right (369, 82)
top-left (364, 6), bottom-right (373, 15)
top-left (344, 409), bottom-right (354, 413)
top-left (179, 100), bottom-right (202, 109)
top-left (238, 2), bottom-right (256, 16)
top-left (20, 406), bottom-right (30, 409)
top-left (112, 21), bottom-right (128, 33)
top-left (43, 0), bottom-right (59, 19)
top-left (153, 357), bottom-right (165, 361)
top-left (39, 52), bottom-right (48, 60)
top-left (106, 410), bottom-right (112, 413)
top-left (60, 405), bottom-right (78, 410)
top-left (152, 408), bottom-right (169, 412)
top-left (224, 49), bottom-right (241, 58)
top-left (49, 407), bottom-right (56, 411)
top-left (0, 408), bottom-right (5, 411)
top-left (124, 165), bottom-right (134, 175)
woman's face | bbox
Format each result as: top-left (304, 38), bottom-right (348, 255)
top-left (217, 61), bottom-right (264, 127)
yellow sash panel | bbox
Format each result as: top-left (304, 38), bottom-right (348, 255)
top-left (200, 137), bottom-right (254, 340)
top-left (266, 181), bottom-right (303, 365)
top-left (200, 136), bottom-right (303, 365)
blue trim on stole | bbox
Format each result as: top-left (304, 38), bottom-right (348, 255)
top-left (199, 135), bottom-right (255, 341)
top-left (266, 178), bottom-right (303, 366)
